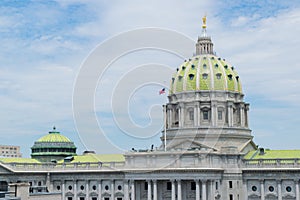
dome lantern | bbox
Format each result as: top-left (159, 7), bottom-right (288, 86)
top-left (196, 15), bottom-right (214, 55)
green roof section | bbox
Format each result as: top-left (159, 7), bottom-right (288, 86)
top-left (170, 55), bottom-right (242, 94)
top-left (244, 149), bottom-right (300, 160)
top-left (0, 158), bottom-right (40, 163)
top-left (37, 132), bottom-right (71, 143)
top-left (58, 153), bottom-right (125, 163)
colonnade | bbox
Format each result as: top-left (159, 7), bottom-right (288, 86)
top-left (166, 102), bottom-right (249, 128)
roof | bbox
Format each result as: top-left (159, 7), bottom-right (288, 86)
top-left (169, 55), bottom-right (242, 94)
top-left (244, 149), bottom-right (300, 160)
top-left (36, 131), bottom-right (72, 143)
top-left (0, 157), bottom-right (40, 163)
top-left (63, 154), bottom-right (125, 163)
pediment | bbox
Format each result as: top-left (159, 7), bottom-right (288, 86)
top-left (102, 192), bottom-right (111, 197)
top-left (77, 192), bottom-right (86, 197)
top-left (167, 139), bottom-right (217, 151)
top-left (283, 193), bottom-right (295, 199)
top-left (265, 193), bottom-right (277, 198)
top-left (0, 163), bottom-right (13, 173)
top-left (248, 193), bottom-right (260, 198)
top-left (90, 192), bottom-right (98, 197)
top-left (115, 191), bottom-right (124, 197)
top-left (65, 192), bottom-right (74, 196)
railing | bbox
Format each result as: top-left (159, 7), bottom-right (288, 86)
top-left (243, 158), bottom-right (300, 168)
top-left (2, 161), bottom-right (125, 171)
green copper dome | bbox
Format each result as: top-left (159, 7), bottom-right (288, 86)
top-left (31, 127), bottom-right (77, 162)
top-left (169, 55), bottom-right (242, 94)
top-left (37, 130), bottom-right (71, 143)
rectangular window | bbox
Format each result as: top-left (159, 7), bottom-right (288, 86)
top-left (104, 198), bottom-right (109, 200)
top-left (144, 182), bottom-right (148, 190)
top-left (229, 181), bottom-right (233, 189)
top-left (218, 111), bottom-right (222, 120)
top-left (167, 182), bottom-right (172, 190)
top-left (191, 182), bottom-right (196, 190)
top-left (80, 197), bottom-right (85, 200)
top-left (203, 111), bottom-right (209, 120)
top-left (92, 198), bottom-right (97, 200)
top-left (68, 197), bottom-right (73, 200)
top-left (117, 198), bottom-right (122, 200)
top-left (216, 182), bottom-right (218, 190)
top-left (189, 110), bottom-right (194, 120)
top-left (229, 194), bottom-right (233, 200)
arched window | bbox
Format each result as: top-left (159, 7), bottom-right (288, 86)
top-left (189, 74), bottom-right (195, 80)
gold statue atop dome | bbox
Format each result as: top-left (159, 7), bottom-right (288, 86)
top-left (202, 15), bottom-right (207, 29)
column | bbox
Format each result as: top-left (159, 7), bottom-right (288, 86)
top-left (86, 180), bottom-right (89, 200)
top-left (74, 180), bottom-right (77, 200)
top-left (243, 180), bottom-right (248, 199)
top-left (153, 180), bottom-right (157, 200)
top-left (147, 180), bottom-right (152, 200)
top-left (178, 107), bottom-right (182, 128)
top-left (202, 180), bottom-right (207, 200)
top-left (124, 180), bottom-right (129, 200)
top-left (111, 180), bottom-right (115, 200)
top-left (62, 181), bottom-right (65, 200)
top-left (171, 180), bottom-right (176, 200)
top-left (98, 180), bottom-right (102, 200)
top-left (131, 180), bottom-right (135, 200)
top-left (195, 180), bottom-right (200, 200)
top-left (295, 180), bottom-right (299, 200)
top-left (240, 104), bottom-right (245, 127)
top-left (197, 103), bottom-right (201, 126)
top-left (277, 180), bottom-right (282, 200)
top-left (260, 180), bottom-right (265, 200)
top-left (194, 106), bottom-right (198, 127)
top-left (211, 102), bottom-right (216, 127)
top-left (168, 108), bottom-right (172, 128)
top-left (177, 180), bottom-right (182, 200)
top-left (208, 180), bottom-right (214, 200)
top-left (228, 104), bottom-right (233, 127)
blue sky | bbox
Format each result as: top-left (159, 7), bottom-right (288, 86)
top-left (0, 0), bottom-right (300, 157)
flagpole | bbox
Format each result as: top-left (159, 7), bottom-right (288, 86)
top-left (163, 105), bottom-right (167, 151)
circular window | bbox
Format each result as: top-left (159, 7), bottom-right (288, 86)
top-left (269, 186), bottom-right (274, 192)
top-left (118, 185), bottom-right (122, 190)
top-left (68, 185), bottom-right (72, 190)
top-left (252, 186), bottom-right (257, 192)
top-left (286, 186), bottom-right (292, 192)
top-left (80, 185), bottom-right (84, 190)
top-left (105, 185), bottom-right (109, 190)
top-left (92, 185), bottom-right (97, 190)
top-left (56, 185), bottom-right (61, 190)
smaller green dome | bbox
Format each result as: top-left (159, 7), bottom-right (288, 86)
top-left (37, 130), bottom-right (71, 143)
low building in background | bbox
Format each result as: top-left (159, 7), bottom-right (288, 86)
top-left (0, 145), bottom-right (22, 158)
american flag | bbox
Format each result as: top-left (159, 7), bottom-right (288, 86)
top-left (159, 88), bottom-right (166, 95)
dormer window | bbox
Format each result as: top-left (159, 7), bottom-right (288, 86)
top-left (203, 64), bottom-right (207, 69)
top-left (202, 73), bottom-right (208, 79)
top-left (228, 74), bottom-right (233, 80)
top-left (224, 65), bottom-right (228, 69)
top-left (189, 58), bottom-right (192, 61)
top-left (203, 57), bottom-right (206, 60)
top-left (172, 77), bottom-right (175, 83)
top-left (176, 68), bottom-right (179, 71)
top-left (191, 65), bottom-right (195, 69)
top-left (182, 66), bottom-right (186, 70)
top-left (211, 57), bottom-right (215, 60)
top-left (236, 76), bottom-right (239, 81)
top-left (189, 74), bottom-right (195, 80)
top-left (231, 66), bottom-right (234, 70)
top-left (178, 76), bottom-right (183, 81)
top-left (218, 57), bottom-right (221, 60)
top-left (215, 64), bottom-right (219, 68)
top-left (216, 73), bottom-right (222, 79)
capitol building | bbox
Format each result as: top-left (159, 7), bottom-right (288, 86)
top-left (1, 17), bottom-right (300, 200)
